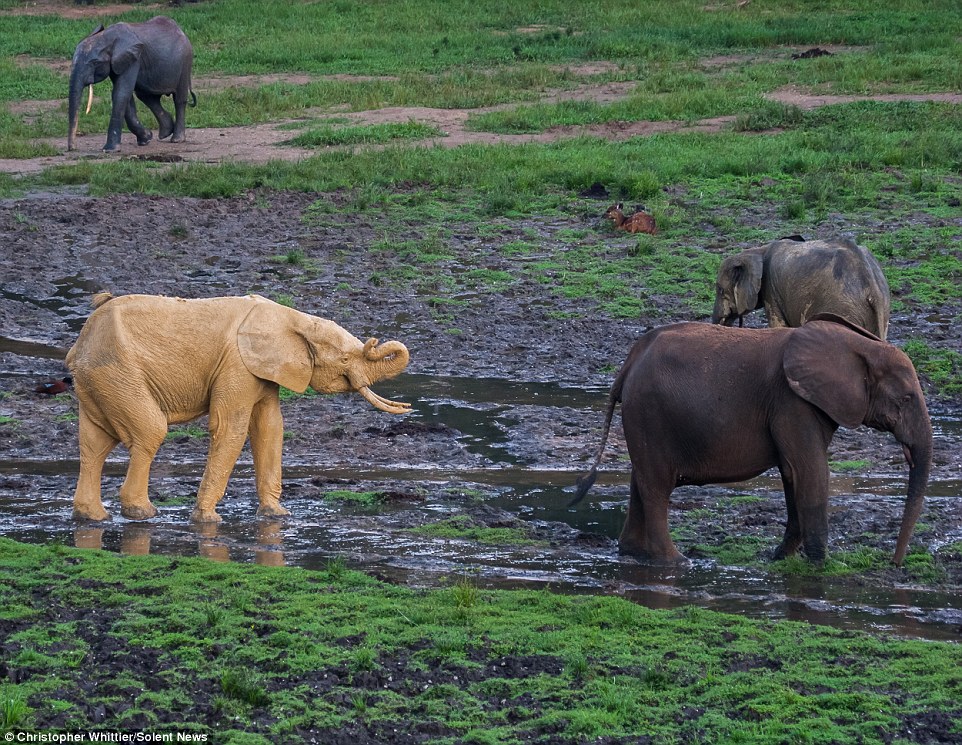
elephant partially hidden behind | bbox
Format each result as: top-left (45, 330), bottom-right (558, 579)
top-left (571, 317), bottom-right (932, 566)
top-left (67, 293), bottom-right (411, 524)
top-left (712, 237), bottom-right (891, 339)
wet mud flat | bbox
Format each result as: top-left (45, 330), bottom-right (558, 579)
top-left (1, 189), bottom-right (961, 641)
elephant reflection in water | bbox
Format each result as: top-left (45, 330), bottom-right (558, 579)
top-left (73, 524), bottom-right (151, 555)
top-left (73, 519), bottom-right (286, 566)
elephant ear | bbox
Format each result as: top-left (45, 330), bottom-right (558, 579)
top-left (237, 299), bottom-right (314, 393)
top-left (724, 251), bottom-right (764, 316)
top-left (110, 37), bottom-right (143, 76)
top-left (783, 320), bottom-right (869, 428)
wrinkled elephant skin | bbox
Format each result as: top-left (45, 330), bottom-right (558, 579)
top-left (712, 237), bottom-right (890, 339)
top-left (572, 319), bottom-right (931, 566)
top-left (66, 293), bottom-right (411, 523)
top-left (68, 16), bottom-right (194, 152)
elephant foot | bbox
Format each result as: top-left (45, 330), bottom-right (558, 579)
top-left (771, 541), bottom-right (801, 561)
top-left (618, 540), bottom-right (688, 566)
top-left (121, 502), bottom-right (159, 521)
top-left (102, 143), bottom-right (120, 153)
top-left (168, 132), bottom-right (186, 143)
top-left (257, 501), bottom-right (290, 518)
top-left (73, 503), bottom-right (111, 522)
top-left (136, 130), bottom-right (153, 146)
top-left (191, 508), bottom-right (223, 524)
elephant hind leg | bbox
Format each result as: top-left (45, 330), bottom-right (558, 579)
top-left (117, 413), bottom-right (167, 521)
top-left (619, 469), bottom-right (685, 564)
top-left (73, 410), bottom-right (119, 521)
top-left (135, 91), bottom-right (173, 141)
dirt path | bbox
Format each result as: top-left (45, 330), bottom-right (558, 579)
top-left (4, 68), bottom-right (962, 176)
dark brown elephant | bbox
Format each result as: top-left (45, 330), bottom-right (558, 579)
top-left (571, 317), bottom-right (932, 566)
top-left (712, 237), bottom-right (890, 339)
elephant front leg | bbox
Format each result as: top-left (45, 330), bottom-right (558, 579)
top-left (776, 447), bottom-right (831, 562)
top-left (249, 397), bottom-right (290, 518)
top-left (73, 411), bottom-right (119, 522)
top-left (117, 414), bottom-right (167, 520)
top-left (105, 81), bottom-right (136, 151)
top-left (773, 468), bottom-right (803, 559)
top-left (191, 407), bottom-right (252, 523)
top-left (124, 97), bottom-right (153, 146)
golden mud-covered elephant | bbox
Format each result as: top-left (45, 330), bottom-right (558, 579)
top-left (66, 293), bottom-right (411, 523)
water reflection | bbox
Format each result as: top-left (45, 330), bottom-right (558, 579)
top-left (70, 518), bottom-right (286, 567)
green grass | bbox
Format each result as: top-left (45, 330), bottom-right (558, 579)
top-left (1, 538), bottom-right (960, 742)
top-left (286, 121), bottom-right (445, 148)
top-left (322, 490), bottom-right (387, 508)
top-left (830, 460), bottom-right (872, 473)
top-left (903, 339), bottom-right (962, 397)
top-left (165, 424), bottom-right (208, 441)
top-left (410, 515), bottom-right (533, 545)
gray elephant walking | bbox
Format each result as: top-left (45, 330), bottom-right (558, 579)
top-left (68, 16), bottom-right (195, 152)
top-left (712, 237), bottom-right (891, 339)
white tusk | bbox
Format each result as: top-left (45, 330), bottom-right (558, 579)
top-left (358, 386), bottom-right (411, 414)
top-left (85, 85), bottom-right (93, 115)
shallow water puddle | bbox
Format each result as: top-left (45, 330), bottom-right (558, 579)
top-left (0, 371), bottom-right (960, 641)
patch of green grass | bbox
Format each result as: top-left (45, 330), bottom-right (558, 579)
top-left (1, 538), bottom-right (961, 742)
top-left (829, 460), bottom-right (872, 473)
top-left (272, 248), bottom-right (309, 266)
top-left (278, 386), bottom-right (319, 401)
top-left (410, 515), bottom-right (531, 545)
top-left (322, 490), bottom-right (386, 508)
top-left (165, 425), bottom-right (207, 441)
top-left (903, 339), bottom-right (962, 397)
top-left (287, 121), bottom-right (444, 147)
top-left (0, 692), bottom-right (29, 734)
top-left (153, 493), bottom-right (194, 507)
top-left (220, 668), bottom-right (270, 708)
top-left (693, 536), bottom-right (771, 566)
top-left (0, 416), bottom-right (17, 425)
top-left (775, 548), bottom-right (895, 576)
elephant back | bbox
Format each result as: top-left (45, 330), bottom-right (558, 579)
top-left (763, 238), bottom-right (890, 338)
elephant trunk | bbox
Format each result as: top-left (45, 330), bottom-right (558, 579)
top-left (67, 67), bottom-right (88, 152)
top-left (892, 425), bottom-right (933, 567)
top-left (354, 338), bottom-right (411, 414)
top-left (711, 296), bottom-right (737, 326)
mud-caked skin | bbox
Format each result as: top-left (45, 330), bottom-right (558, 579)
top-left (572, 317), bottom-right (932, 566)
top-left (66, 293), bottom-right (411, 524)
top-left (67, 16), bottom-right (195, 152)
top-left (712, 237), bottom-right (890, 339)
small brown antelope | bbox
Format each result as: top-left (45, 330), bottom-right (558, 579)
top-left (603, 203), bottom-right (657, 235)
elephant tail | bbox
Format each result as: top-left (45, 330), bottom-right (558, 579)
top-left (569, 380), bottom-right (623, 508)
top-left (91, 291), bottom-right (114, 309)
top-left (189, 89), bottom-right (197, 108)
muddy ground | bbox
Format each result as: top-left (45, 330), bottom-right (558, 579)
top-left (1, 185), bottom-right (961, 645)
